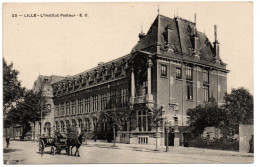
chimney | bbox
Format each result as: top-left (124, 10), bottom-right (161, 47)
top-left (138, 23), bottom-right (145, 41)
top-left (213, 25), bottom-right (220, 60)
top-left (192, 13), bottom-right (199, 51)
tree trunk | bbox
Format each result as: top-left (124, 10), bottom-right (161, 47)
top-left (113, 126), bottom-right (116, 147)
top-left (33, 122), bottom-right (35, 142)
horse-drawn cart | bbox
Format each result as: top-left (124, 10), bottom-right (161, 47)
top-left (38, 130), bottom-right (84, 156)
top-left (38, 136), bottom-right (68, 155)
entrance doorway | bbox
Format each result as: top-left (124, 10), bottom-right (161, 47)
top-left (44, 122), bottom-right (51, 137)
top-left (165, 131), bottom-right (175, 146)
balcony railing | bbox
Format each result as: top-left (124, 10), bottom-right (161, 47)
top-left (135, 96), bottom-right (145, 104)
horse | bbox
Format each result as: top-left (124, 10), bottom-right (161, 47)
top-left (67, 133), bottom-right (84, 157)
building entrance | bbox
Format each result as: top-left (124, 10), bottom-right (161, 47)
top-left (165, 131), bottom-right (175, 146)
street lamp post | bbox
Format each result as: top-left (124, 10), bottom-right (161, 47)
top-left (165, 121), bottom-right (170, 152)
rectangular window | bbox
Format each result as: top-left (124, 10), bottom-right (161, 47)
top-left (138, 136), bottom-right (149, 144)
top-left (187, 82), bottom-right (193, 100)
top-left (92, 95), bottom-right (99, 112)
top-left (161, 65), bottom-right (167, 77)
top-left (186, 66), bottom-right (193, 81)
top-left (66, 102), bottom-right (70, 115)
top-left (63, 103), bottom-right (66, 116)
top-left (138, 110), bottom-right (150, 132)
top-left (107, 92), bottom-right (111, 109)
top-left (111, 91), bottom-right (116, 109)
top-left (203, 86), bottom-right (209, 102)
top-left (101, 93), bottom-right (107, 110)
top-left (60, 104), bottom-right (64, 116)
top-left (76, 100), bottom-right (80, 114)
top-left (92, 96), bottom-right (95, 112)
top-left (55, 106), bottom-right (59, 117)
top-left (79, 99), bottom-right (83, 114)
top-left (115, 89), bottom-right (121, 108)
top-left (121, 89), bottom-right (128, 107)
top-left (176, 67), bottom-right (182, 79)
top-left (84, 97), bottom-right (90, 113)
top-left (72, 101), bottom-right (76, 115)
top-left (203, 70), bottom-right (209, 84)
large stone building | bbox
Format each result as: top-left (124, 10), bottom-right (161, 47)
top-left (31, 75), bottom-right (65, 140)
top-left (35, 14), bottom-right (229, 146)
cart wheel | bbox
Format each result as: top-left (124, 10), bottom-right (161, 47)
top-left (38, 139), bottom-right (45, 154)
top-left (51, 146), bottom-right (55, 155)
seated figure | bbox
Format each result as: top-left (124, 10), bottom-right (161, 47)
top-left (54, 130), bottom-right (66, 144)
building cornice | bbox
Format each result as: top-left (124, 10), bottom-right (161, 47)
top-left (156, 53), bottom-right (230, 73)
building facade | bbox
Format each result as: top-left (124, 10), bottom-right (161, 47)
top-left (31, 75), bottom-right (65, 140)
top-left (37, 14), bottom-right (229, 146)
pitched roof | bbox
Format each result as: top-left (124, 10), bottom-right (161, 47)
top-left (32, 75), bottom-right (65, 92)
top-left (131, 14), bottom-right (224, 65)
top-left (53, 54), bottom-right (132, 86)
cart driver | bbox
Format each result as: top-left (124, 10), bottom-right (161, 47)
top-left (54, 130), bottom-right (64, 142)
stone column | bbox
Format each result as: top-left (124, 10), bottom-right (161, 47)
top-left (146, 57), bottom-right (154, 104)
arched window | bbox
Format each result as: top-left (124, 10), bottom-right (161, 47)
top-left (55, 121), bottom-right (60, 131)
top-left (93, 117), bottom-right (97, 131)
top-left (65, 120), bottom-right (70, 131)
top-left (60, 121), bottom-right (65, 132)
top-left (78, 119), bottom-right (83, 131)
top-left (44, 122), bottom-right (52, 137)
top-left (100, 118), bottom-right (107, 132)
top-left (72, 119), bottom-right (77, 131)
top-left (85, 118), bottom-right (90, 132)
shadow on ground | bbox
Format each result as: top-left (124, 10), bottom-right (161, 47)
top-left (3, 159), bottom-right (24, 164)
top-left (85, 144), bottom-right (163, 153)
top-left (3, 148), bottom-right (21, 153)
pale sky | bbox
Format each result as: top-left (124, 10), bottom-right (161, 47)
top-left (3, 2), bottom-right (253, 93)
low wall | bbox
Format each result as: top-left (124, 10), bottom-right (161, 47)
top-left (239, 124), bottom-right (253, 153)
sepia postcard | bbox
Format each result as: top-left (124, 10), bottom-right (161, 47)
top-left (2, 2), bottom-right (254, 164)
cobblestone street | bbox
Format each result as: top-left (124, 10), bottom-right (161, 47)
top-left (3, 140), bottom-right (253, 164)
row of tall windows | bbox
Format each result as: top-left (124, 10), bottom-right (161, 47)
top-left (57, 118), bottom-right (92, 133)
top-left (160, 64), bottom-right (210, 102)
top-left (55, 88), bottom-right (129, 117)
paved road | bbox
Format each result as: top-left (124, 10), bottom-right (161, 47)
top-left (3, 140), bottom-right (253, 164)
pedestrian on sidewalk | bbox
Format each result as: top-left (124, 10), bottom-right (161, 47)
top-left (6, 136), bottom-right (10, 148)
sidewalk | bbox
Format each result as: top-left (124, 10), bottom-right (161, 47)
top-left (3, 140), bottom-right (253, 164)
top-left (83, 140), bottom-right (254, 158)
